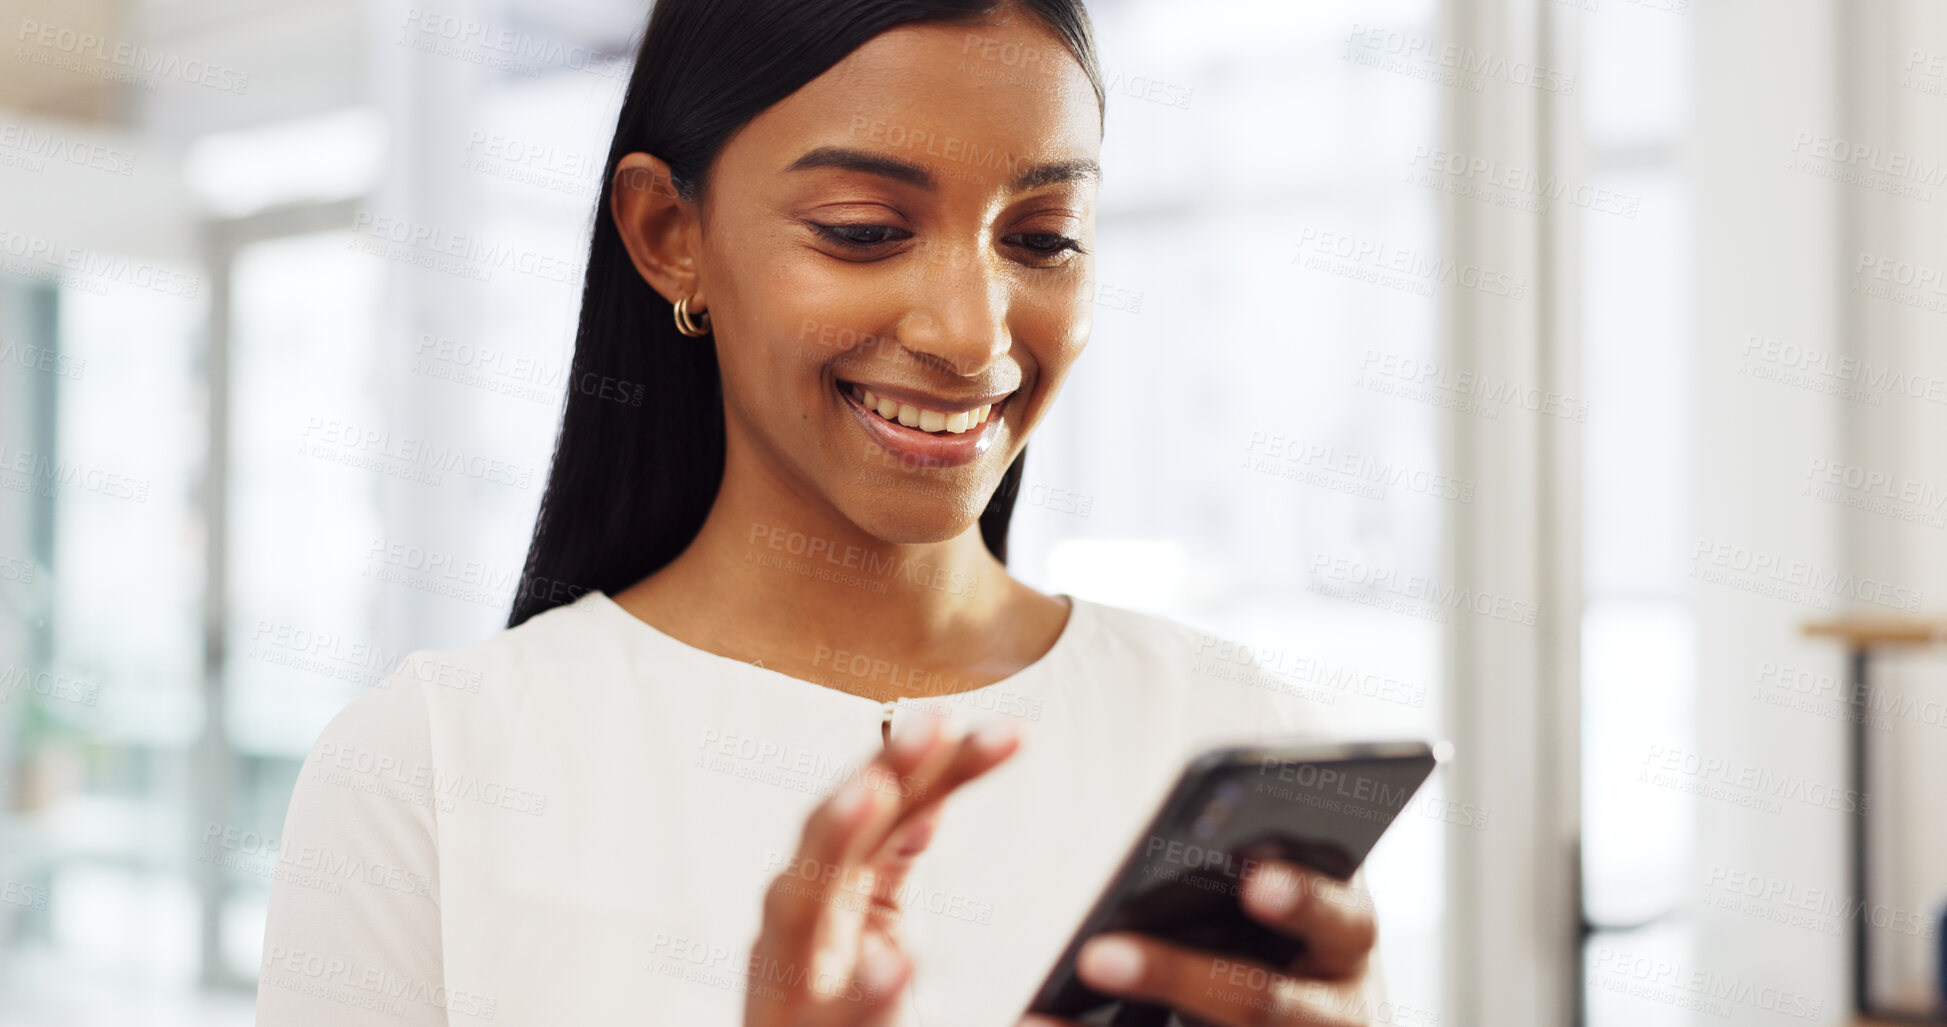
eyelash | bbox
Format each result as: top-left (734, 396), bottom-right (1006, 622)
top-left (810, 223), bottom-right (1087, 260)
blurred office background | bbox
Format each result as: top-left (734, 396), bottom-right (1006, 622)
top-left (2, 0), bottom-right (1946, 1024)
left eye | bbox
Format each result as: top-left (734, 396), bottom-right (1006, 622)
top-left (1006, 232), bottom-right (1084, 256)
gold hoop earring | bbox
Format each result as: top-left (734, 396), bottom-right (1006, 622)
top-left (673, 294), bottom-right (711, 337)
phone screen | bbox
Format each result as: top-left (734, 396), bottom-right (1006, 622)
top-left (1023, 741), bottom-right (1438, 1024)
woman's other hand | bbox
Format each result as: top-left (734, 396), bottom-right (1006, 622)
top-left (744, 713), bottom-right (1022, 1027)
top-left (1016, 861), bottom-right (1380, 1027)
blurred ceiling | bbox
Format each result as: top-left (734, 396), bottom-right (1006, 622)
top-left (2, 0), bottom-right (647, 140)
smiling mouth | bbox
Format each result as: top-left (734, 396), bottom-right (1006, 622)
top-left (838, 381), bottom-right (1000, 435)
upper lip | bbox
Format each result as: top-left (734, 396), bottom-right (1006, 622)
top-left (836, 378), bottom-right (1015, 414)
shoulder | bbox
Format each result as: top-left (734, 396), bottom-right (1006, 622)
top-left (1065, 595), bottom-right (1338, 740)
top-left (303, 592), bottom-right (622, 769)
top-left (1068, 595), bottom-right (1229, 667)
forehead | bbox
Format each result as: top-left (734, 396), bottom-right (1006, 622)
top-left (722, 18), bottom-right (1102, 182)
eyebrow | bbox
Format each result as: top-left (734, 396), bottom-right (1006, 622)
top-left (784, 146), bottom-right (1100, 192)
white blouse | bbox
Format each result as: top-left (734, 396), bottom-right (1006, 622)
top-left (255, 589), bottom-right (1375, 1027)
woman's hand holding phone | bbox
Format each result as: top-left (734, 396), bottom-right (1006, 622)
top-left (1017, 861), bottom-right (1379, 1027)
top-left (743, 713), bottom-right (1022, 1027)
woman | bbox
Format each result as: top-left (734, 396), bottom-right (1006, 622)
top-left (258, 1), bottom-right (1387, 1024)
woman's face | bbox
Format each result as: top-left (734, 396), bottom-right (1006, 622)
top-left (686, 14), bottom-right (1102, 544)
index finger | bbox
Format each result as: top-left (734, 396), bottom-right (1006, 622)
top-left (768, 715), bottom-right (1022, 938)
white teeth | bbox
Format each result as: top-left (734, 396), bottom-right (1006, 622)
top-left (847, 382), bottom-right (1001, 435)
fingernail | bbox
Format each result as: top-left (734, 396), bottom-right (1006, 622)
top-left (1251, 864), bottom-right (1300, 914)
top-left (1078, 935), bottom-right (1144, 990)
top-left (889, 709), bottom-right (941, 761)
top-left (968, 717), bottom-right (1018, 754)
top-left (831, 780), bottom-right (869, 820)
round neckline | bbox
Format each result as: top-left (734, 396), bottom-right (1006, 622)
top-left (583, 589), bottom-right (1085, 707)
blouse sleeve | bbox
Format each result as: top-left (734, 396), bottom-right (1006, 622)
top-left (256, 655), bottom-right (449, 1026)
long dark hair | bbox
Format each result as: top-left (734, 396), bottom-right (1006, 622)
top-left (507, 0), bottom-right (1106, 628)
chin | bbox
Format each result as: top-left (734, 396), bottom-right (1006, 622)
top-left (842, 489), bottom-right (993, 547)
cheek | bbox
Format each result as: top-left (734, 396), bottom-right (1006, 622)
top-left (1015, 282), bottom-right (1093, 380)
top-left (744, 248), bottom-right (904, 371)
top-left (706, 236), bottom-right (857, 402)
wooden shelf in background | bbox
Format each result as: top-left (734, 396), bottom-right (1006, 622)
top-left (1802, 616), bottom-right (1947, 647)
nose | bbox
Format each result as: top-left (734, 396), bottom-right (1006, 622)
top-left (893, 247), bottom-right (1010, 378)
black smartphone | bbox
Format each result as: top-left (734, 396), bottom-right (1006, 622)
top-left (1021, 738), bottom-right (1442, 1026)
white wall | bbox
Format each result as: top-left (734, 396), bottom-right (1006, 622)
top-left (1686, 0), bottom-right (1939, 1022)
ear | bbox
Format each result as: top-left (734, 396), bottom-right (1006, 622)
top-left (611, 152), bottom-right (707, 311)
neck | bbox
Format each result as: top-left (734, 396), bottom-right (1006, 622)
top-left (637, 437), bottom-right (1018, 675)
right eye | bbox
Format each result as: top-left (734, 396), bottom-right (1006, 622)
top-left (812, 223), bottom-right (913, 249)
